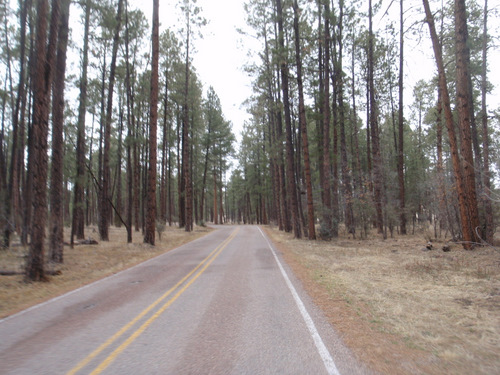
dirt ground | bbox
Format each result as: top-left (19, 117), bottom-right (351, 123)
top-left (264, 226), bottom-right (500, 375)
top-left (1, 225), bottom-right (499, 374)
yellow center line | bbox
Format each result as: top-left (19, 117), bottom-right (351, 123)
top-left (67, 228), bottom-right (239, 375)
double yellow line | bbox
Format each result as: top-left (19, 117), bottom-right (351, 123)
top-left (67, 227), bottom-right (239, 375)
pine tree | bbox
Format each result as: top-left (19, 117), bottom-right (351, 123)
top-left (144, 0), bottom-right (159, 245)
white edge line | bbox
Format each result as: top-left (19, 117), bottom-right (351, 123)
top-left (258, 227), bottom-right (341, 375)
top-left (0, 229), bottom-right (217, 325)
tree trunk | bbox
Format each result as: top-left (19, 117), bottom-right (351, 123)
top-left (213, 170), bottom-right (218, 224)
top-left (293, 0), bottom-right (315, 240)
top-left (454, 0), bottom-right (480, 247)
top-left (219, 162), bottom-right (224, 224)
top-left (114, 107), bottom-right (123, 227)
top-left (71, 0), bottom-right (90, 245)
top-left (144, 0), bottom-right (159, 245)
top-left (336, 0), bottom-right (354, 237)
top-left (124, 0), bottom-right (135, 242)
top-left (49, 0), bottom-right (71, 263)
top-left (86, 115), bottom-right (95, 226)
top-left (321, 1), bottom-right (333, 238)
top-left (100, 0), bottom-right (124, 241)
top-left (177, 106), bottom-right (185, 228)
top-left (331, 39), bottom-right (339, 239)
top-left (271, 15), bottom-right (290, 234)
top-left (350, 31), bottom-right (362, 210)
top-left (160, 66), bottom-right (169, 223)
top-left (4, 0), bottom-right (30, 248)
top-left (26, 0), bottom-right (60, 281)
top-left (182, 12), bottom-right (192, 232)
top-left (368, 0), bottom-right (384, 237)
top-left (480, 0), bottom-right (493, 243)
top-left (435, 89), bottom-right (455, 238)
top-left (422, 0), bottom-right (474, 249)
top-left (0, 0), bottom-right (14, 247)
top-left (167, 128), bottom-right (173, 226)
top-left (276, 0), bottom-right (301, 239)
top-left (398, 0), bottom-right (407, 234)
top-left (263, 24), bottom-right (282, 229)
top-left (200, 112), bottom-right (212, 223)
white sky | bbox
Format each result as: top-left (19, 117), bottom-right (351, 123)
top-left (131, 0), bottom-right (257, 143)
top-left (132, 0), bottom-right (499, 141)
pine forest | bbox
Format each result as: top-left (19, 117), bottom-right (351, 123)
top-left (0, 0), bottom-right (498, 281)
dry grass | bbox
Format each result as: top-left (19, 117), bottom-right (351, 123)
top-left (0, 225), bottom-right (211, 319)
top-left (265, 226), bottom-right (500, 375)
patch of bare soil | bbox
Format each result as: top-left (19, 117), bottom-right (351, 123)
top-left (264, 226), bottom-right (500, 375)
top-left (0, 225), bottom-right (211, 319)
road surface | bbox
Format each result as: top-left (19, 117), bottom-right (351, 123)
top-left (0, 225), bottom-right (370, 374)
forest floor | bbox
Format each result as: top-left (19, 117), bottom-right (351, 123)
top-left (264, 226), bottom-right (500, 375)
top-left (1, 224), bottom-right (499, 374)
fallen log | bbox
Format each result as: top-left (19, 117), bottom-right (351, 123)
top-left (0, 270), bottom-right (62, 276)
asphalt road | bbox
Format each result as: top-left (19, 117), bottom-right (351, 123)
top-left (0, 225), bottom-right (370, 375)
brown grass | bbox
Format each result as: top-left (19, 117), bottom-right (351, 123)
top-left (264, 226), bottom-right (500, 375)
top-left (0, 225), bottom-right (211, 319)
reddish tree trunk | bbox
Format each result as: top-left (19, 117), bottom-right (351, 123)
top-left (71, 0), bottom-right (90, 245)
top-left (144, 0), bottom-right (159, 245)
top-left (160, 67), bottom-right (169, 223)
top-left (368, 0), bottom-right (384, 236)
top-left (398, 0), bottom-right (407, 234)
top-left (423, 0), bottom-right (474, 249)
top-left (100, 0), bottom-right (124, 241)
top-left (26, 0), bottom-right (60, 281)
top-left (480, 0), bottom-right (494, 243)
top-left (336, 1), bottom-right (354, 237)
top-left (455, 0), bottom-right (480, 246)
top-left (49, 0), bottom-right (71, 263)
top-left (293, 0), bottom-right (315, 240)
top-left (276, 0), bottom-right (301, 239)
top-left (321, 1), bottom-right (333, 237)
top-left (213, 170), bottom-right (218, 224)
top-left (4, 0), bottom-right (30, 248)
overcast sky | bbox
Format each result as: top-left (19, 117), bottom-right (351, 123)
top-left (130, 0), bottom-right (500, 143)
top-left (131, 0), bottom-right (256, 143)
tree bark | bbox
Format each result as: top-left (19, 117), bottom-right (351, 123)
top-left (26, 0), bottom-right (60, 281)
top-left (271, 11), bottom-right (290, 234)
top-left (100, 0), bottom-right (124, 241)
top-left (49, 0), bottom-right (71, 263)
top-left (350, 30), bottom-right (362, 210)
top-left (263, 22), bottom-right (282, 230)
top-left (398, 0), bottom-right (407, 234)
top-left (336, 0), bottom-right (354, 237)
top-left (368, 0), bottom-right (384, 236)
top-left (71, 0), bottom-right (90, 246)
top-left (144, 0), bottom-right (159, 245)
top-left (321, 1), bottom-right (333, 238)
top-left (293, 0), bottom-right (315, 240)
top-left (213, 169), bottom-right (218, 224)
top-left (455, 0), bottom-right (480, 247)
top-left (422, 0), bottom-right (474, 249)
top-left (160, 66), bottom-right (169, 223)
top-left (480, 0), bottom-right (493, 243)
top-left (114, 107), bottom-right (123, 228)
top-left (4, 0), bottom-right (30, 248)
top-left (276, 0), bottom-right (301, 239)
top-left (182, 20), bottom-right (192, 232)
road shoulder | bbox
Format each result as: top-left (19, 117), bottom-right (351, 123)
top-left (262, 226), bottom-right (439, 375)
